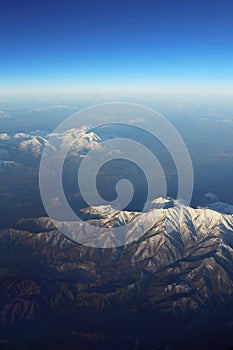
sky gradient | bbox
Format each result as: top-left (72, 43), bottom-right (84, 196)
top-left (1, 0), bottom-right (233, 95)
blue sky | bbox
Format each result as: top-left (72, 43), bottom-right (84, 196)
top-left (1, 0), bottom-right (233, 95)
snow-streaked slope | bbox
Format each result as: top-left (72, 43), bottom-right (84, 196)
top-left (0, 128), bottom-right (101, 159)
top-left (2, 196), bottom-right (233, 336)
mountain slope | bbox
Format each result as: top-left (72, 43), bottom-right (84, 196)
top-left (1, 197), bottom-right (233, 349)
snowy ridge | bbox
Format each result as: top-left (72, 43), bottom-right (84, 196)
top-left (0, 128), bottom-right (101, 159)
top-left (2, 195), bottom-right (233, 323)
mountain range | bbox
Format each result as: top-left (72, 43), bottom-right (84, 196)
top-left (1, 194), bottom-right (233, 349)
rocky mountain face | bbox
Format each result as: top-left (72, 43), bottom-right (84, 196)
top-left (1, 196), bottom-right (233, 349)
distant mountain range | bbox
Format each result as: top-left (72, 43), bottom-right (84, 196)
top-left (0, 127), bottom-right (100, 161)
